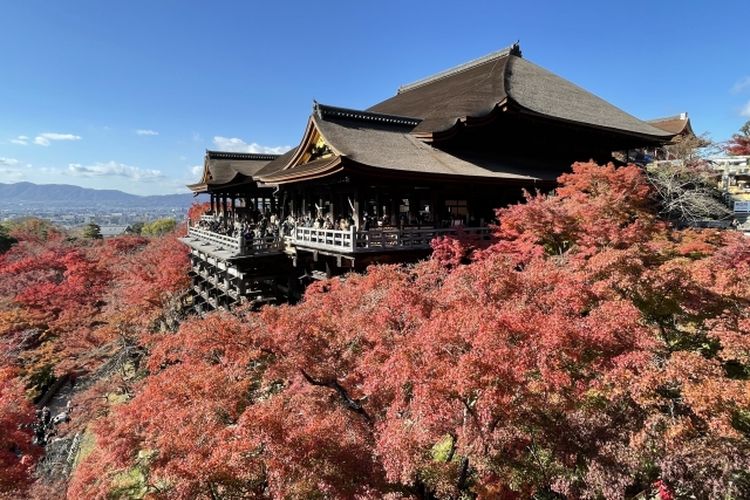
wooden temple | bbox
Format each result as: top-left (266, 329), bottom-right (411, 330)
top-left (181, 43), bottom-right (682, 311)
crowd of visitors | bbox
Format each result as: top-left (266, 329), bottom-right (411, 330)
top-left (193, 209), bottom-right (364, 249)
top-left (192, 208), bottom-right (455, 252)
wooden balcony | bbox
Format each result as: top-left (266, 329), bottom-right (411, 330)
top-left (183, 221), bottom-right (491, 259)
top-left (290, 226), bottom-right (491, 254)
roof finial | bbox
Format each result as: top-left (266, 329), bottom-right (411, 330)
top-left (510, 40), bottom-right (522, 57)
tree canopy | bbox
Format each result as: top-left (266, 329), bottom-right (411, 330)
top-left (66, 163), bottom-right (750, 499)
top-left (727, 120), bottom-right (750, 155)
top-left (2, 163), bottom-right (749, 498)
top-left (141, 218), bottom-right (177, 237)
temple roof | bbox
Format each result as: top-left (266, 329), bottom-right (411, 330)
top-left (255, 103), bottom-right (559, 184)
top-left (369, 43), bottom-right (673, 140)
top-left (647, 113), bottom-right (694, 137)
top-left (190, 44), bottom-right (688, 191)
top-left (187, 150), bottom-right (281, 193)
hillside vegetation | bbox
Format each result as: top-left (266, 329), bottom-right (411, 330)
top-left (2, 163), bottom-right (749, 499)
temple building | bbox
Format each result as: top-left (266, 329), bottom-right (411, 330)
top-left (182, 43), bottom-right (683, 311)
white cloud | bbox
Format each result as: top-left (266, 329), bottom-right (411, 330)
top-left (741, 101), bottom-right (750, 118)
top-left (67, 161), bottom-right (163, 180)
top-left (0, 167), bottom-right (24, 180)
top-left (136, 129), bottom-right (159, 136)
top-left (732, 76), bottom-right (750, 94)
top-left (212, 136), bottom-right (290, 154)
top-left (0, 157), bottom-right (20, 166)
top-left (191, 164), bottom-right (203, 177)
top-left (10, 135), bottom-right (29, 145)
top-left (0, 158), bottom-right (24, 180)
top-left (34, 132), bottom-right (82, 146)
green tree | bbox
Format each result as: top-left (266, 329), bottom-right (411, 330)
top-left (82, 223), bottom-right (103, 240)
top-left (141, 218), bottom-right (177, 236)
top-left (125, 222), bottom-right (144, 235)
top-left (0, 224), bottom-right (17, 254)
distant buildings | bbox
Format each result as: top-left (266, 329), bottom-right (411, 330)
top-left (710, 155), bottom-right (750, 214)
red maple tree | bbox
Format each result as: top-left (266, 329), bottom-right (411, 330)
top-left (67, 162), bottom-right (750, 498)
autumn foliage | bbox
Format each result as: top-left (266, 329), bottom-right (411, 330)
top-left (0, 220), bottom-right (189, 494)
top-left (0, 163), bottom-right (750, 500)
top-left (46, 162), bottom-right (747, 499)
top-left (726, 120), bottom-right (750, 155)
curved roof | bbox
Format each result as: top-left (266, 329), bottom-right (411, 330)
top-left (256, 105), bottom-right (559, 185)
top-left (506, 57), bottom-right (673, 138)
top-left (647, 113), bottom-right (694, 137)
top-left (368, 43), bottom-right (674, 140)
top-left (187, 151), bottom-right (280, 192)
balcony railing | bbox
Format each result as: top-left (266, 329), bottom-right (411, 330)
top-left (185, 222), bottom-right (491, 257)
top-left (186, 224), bottom-right (284, 256)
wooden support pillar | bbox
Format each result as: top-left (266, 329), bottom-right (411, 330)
top-left (391, 194), bottom-right (399, 226)
top-left (352, 190), bottom-right (361, 229)
top-left (408, 192), bottom-right (417, 224)
top-left (431, 190), bottom-right (439, 225)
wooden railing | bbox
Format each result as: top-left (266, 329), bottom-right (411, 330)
top-left (292, 227), bottom-right (357, 252)
top-left (186, 223), bottom-right (284, 256)
top-left (291, 226), bottom-right (491, 253)
top-left (187, 221), bottom-right (491, 256)
top-left (187, 226), bottom-right (242, 253)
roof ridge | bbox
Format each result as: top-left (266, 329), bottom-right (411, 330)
top-left (206, 150), bottom-right (281, 161)
top-left (314, 102), bottom-right (422, 127)
top-left (646, 112), bottom-right (689, 123)
top-left (397, 42), bottom-right (522, 95)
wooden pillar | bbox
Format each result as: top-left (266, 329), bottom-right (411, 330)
top-left (431, 190), bottom-right (439, 226)
top-left (408, 192), bottom-right (417, 224)
top-left (390, 194), bottom-right (399, 226)
top-left (352, 189), bottom-right (361, 229)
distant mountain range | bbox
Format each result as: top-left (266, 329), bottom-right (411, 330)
top-left (0, 182), bottom-right (196, 208)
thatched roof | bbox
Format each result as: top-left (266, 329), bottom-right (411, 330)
top-left (187, 151), bottom-right (280, 193)
top-left (256, 104), bottom-right (559, 184)
top-left (369, 43), bottom-right (673, 140)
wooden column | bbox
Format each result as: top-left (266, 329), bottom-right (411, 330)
top-left (431, 190), bottom-right (439, 225)
top-left (351, 191), bottom-right (361, 229)
top-left (390, 194), bottom-right (399, 226)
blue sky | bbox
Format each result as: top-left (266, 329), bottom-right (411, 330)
top-left (1, 1), bottom-right (749, 195)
